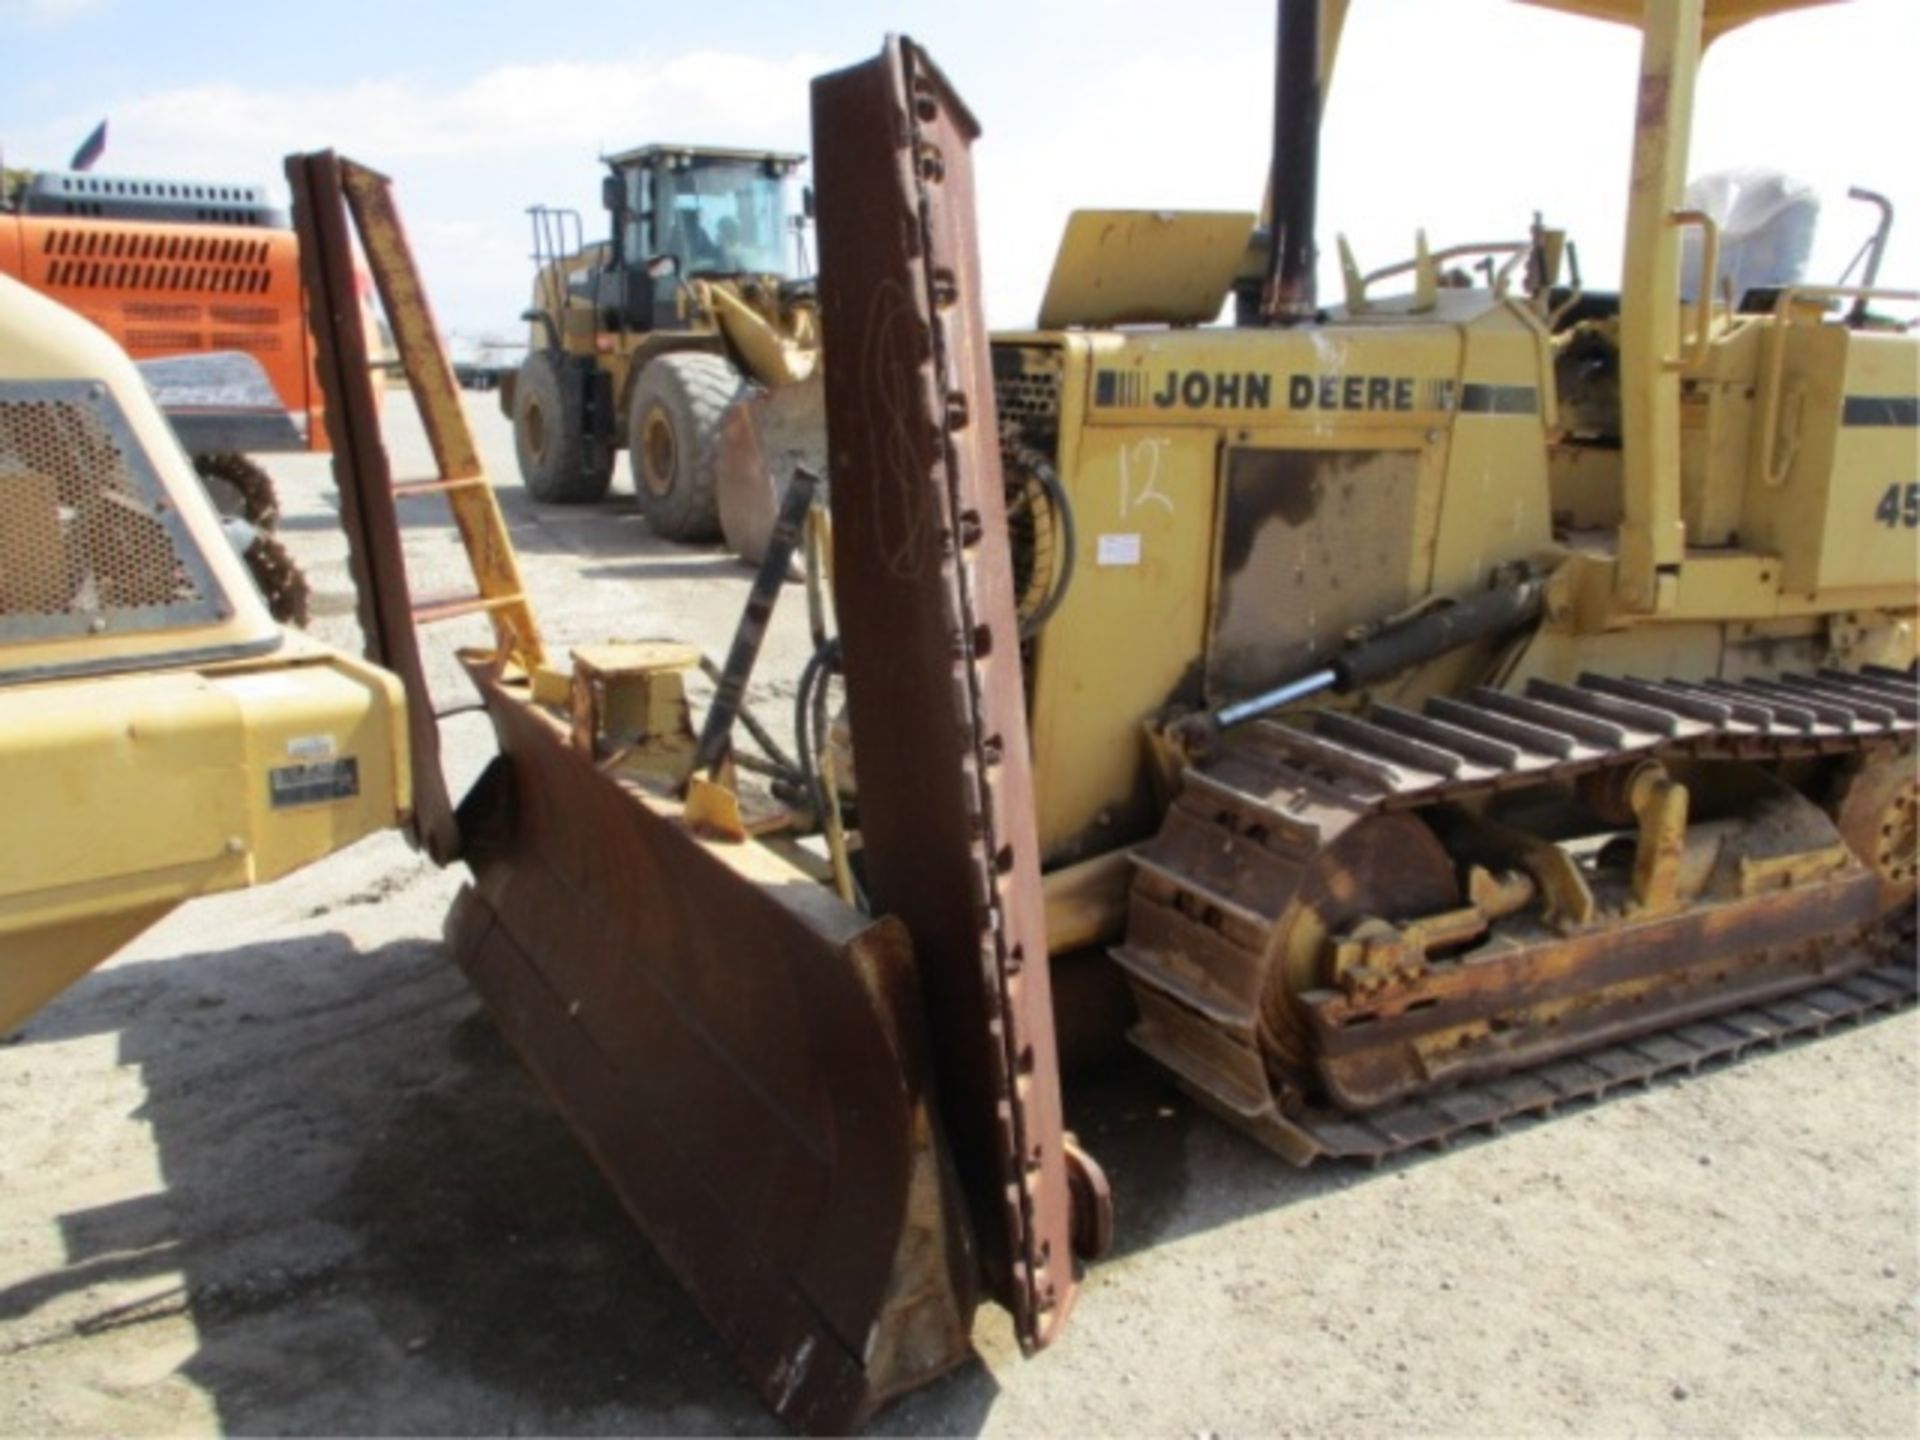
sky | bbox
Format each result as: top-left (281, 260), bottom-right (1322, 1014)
top-left (3, 0), bottom-right (1915, 345)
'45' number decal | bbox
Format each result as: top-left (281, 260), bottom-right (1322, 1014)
top-left (1874, 483), bottom-right (1920, 529)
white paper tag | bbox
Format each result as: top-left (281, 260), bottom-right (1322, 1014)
top-left (1096, 533), bottom-right (1142, 567)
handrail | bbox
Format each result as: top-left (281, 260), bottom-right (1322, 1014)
top-left (1363, 239), bottom-right (1529, 289)
top-left (1843, 187), bottom-right (1894, 324)
top-left (1667, 209), bottom-right (1719, 373)
top-left (1756, 282), bottom-right (1920, 488)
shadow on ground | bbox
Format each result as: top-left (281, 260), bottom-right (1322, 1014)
top-left (2, 935), bottom-right (821, 1434)
top-left (1, 930), bottom-right (1400, 1434)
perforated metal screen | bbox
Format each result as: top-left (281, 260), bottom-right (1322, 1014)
top-left (0, 381), bottom-right (225, 641)
top-left (994, 365), bottom-right (1060, 429)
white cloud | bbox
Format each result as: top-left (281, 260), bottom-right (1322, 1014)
top-left (0, 0), bottom-right (107, 26)
top-left (8, 2), bottom-right (1913, 337)
top-left (10, 47), bottom-right (829, 337)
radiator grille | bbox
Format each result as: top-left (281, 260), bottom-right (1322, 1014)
top-left (0, 382), bottom-right (224, 641)
top-left (994, 365), bottom-right (1061, 427)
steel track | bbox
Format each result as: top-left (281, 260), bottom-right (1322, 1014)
top-left (1116, 665), bottom-right (1920, 1165)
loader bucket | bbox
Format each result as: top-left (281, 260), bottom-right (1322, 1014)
top-left (446, 669), bottom-right (976, 1432)
top-left (716, 372), bottom-right (828, 567)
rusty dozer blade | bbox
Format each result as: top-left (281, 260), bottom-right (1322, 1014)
top-left (447, 684), bottom-right (976, 1432)
top-left (813, 39), bottom-right (1083, 1350)
top-left (290, 148), bottom-right (976, 1433)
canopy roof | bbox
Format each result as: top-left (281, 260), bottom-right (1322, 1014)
top-left (1518, 0), bottom-right (1845, 43)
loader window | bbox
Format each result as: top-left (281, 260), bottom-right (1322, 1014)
top-left (654, 162), bottom-right (791, 278)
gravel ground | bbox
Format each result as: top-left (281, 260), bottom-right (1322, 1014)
top-left (1, 397), bottom-right (1916, 1437)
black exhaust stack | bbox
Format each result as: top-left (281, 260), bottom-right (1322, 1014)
top-left (1261, 0), bottom-right (1320, 326)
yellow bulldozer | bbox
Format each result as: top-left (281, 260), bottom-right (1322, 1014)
top-left (503, 143), bottom-right (823, 557)
top-left (3, 0), bottom-right (1915, 1432)
top-left (980, 0), bottom-right (1920, 1162)
top-left (275, 0), bottom-right (1912, 1428)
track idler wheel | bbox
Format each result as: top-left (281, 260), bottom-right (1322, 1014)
top-left (1254, 812), bottom-right (1460, 1099)
top-left (1832, 745), bottom-right (1919, 916)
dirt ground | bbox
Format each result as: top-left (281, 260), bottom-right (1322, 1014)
top-left (2, 398), bottom-right (1916, 1438)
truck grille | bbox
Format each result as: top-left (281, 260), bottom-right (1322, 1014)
top-left (0, 382), bottom-right (223, 644)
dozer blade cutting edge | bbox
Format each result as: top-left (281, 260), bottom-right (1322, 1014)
top-left (812, 35), bottom-right (1083, 1354)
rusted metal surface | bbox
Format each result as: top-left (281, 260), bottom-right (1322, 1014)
top-left (191, 453), bottom-right (311, 625)
top-left (1304, 867), bottom-right (1879, 1108)
top-left (1208, 447), bottom-right (1423, 698)
top-left (1116, 666), bottom-right (1920, 1165)
top-left (1830, 737), bottom-right (1920, 916)
top-left (450, 668), bottom-right (976, 1432)
top-left (812, 39), bottom-right (1081, 1350)
top-left (285, 149), bottom-right (458, 862)
top-left (1205, 956), bottom-right (1916, 1167)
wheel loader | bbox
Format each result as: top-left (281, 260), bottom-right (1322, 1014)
top-left (0, 270), bottom-right (407, 1036)
top-left (504, 143), bottom-right (823, 557)
top-left (269, 0), bottom-right (1912, 1431)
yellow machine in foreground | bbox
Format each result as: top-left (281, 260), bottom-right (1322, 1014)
top-left (0, 273), bottom-right (407, 1033)
top-left (505, 144), bottom-right (821, 557)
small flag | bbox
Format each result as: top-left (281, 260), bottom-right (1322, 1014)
top-left (69, 120), bottom-right (107, 172)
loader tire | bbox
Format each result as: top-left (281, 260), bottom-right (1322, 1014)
top-left (628, 352), bottom-right (745, 543)
top-left (513, 349), bottom-right (614, 504)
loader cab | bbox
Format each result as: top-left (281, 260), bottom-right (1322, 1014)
top-left (579, 145), bottom-right (804, 335)
top-left (605, 145), bottom-right (804, 290)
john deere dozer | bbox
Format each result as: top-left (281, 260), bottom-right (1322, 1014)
top-left (268, 0), bottom-right (1913, 1428)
